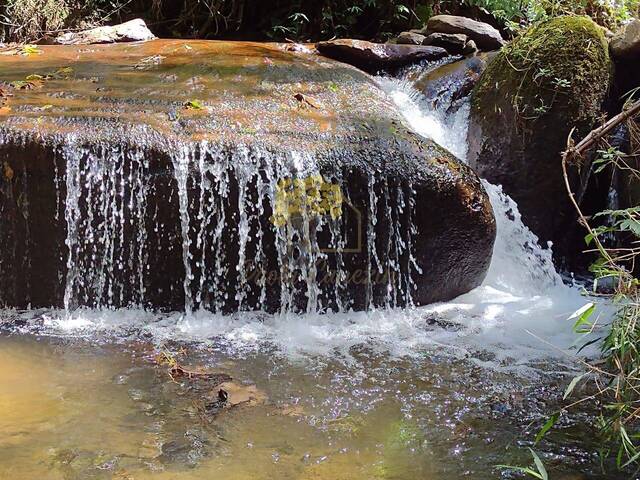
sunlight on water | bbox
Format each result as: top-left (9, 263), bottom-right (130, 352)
top-left (0, 335), bottom-right (602, 479)
top-left (15, 71), bottom-right (596, 371)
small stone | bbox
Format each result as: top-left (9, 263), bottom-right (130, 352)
top-left (423, 14), bottom-right (504, 50)
top-left (397, 31), bottom-right (426, 45)
top-left (424, 32), bottom-right (468, 54)
top-left (463, 40), bottom-right (478, 55)
top-left (610, 19), bottom-right (640, 60)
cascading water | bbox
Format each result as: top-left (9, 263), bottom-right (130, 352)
top-left (16, 60), bottom-right (590, 369)
top-left (47, 138), bottom-right (419, 316)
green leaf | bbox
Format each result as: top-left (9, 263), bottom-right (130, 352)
top-left (184, 99), bottom-right (204, 110)
top-left (21, 45), bottom-right (42, 56)
top-left (564, 373), bottom-right (587, 399)
top-left (529, 449), bottom-right (549, 480)
top-left (569, 302), bottom-right (595, 333)
top-left (535, 412), bottom-right (560, 444)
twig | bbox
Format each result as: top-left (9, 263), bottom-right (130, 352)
top-left (566, 100), bottom-right (640, 161)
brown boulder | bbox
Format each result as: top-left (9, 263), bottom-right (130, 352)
top-left (316, 39), bottom-right (448, 72)
top-left (397, 31), bottom-right (427, 45)
top-left (0, 40), bottom-right (495, 313)
top-left (424, 32), bottom-right (468, 55)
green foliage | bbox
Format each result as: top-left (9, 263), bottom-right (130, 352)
top-left (543, 98), bottom-right (640, 473)
top-left (2, 0), bottom-right (638, 43)
top-left (0, 0), bottom-right (130, 42)
top-left (263, 1), bottom-right (422, 41)
top-left (468, 0), bottom-right (639, 30)
top-left (1, 0), bottom-right (70, 42)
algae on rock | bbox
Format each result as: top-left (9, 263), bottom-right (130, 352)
top-left (468, 16), bottom-right (612, 265)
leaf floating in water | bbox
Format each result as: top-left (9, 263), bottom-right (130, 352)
top-left (133, 55), bottom-right (165, 70)
top-left (9, 80), bottom-right (40, 90)
top-left (20, 45), bottom-right (42, 56)
top-left (0, 85), bottom-right (12, 100)
top-left (184, 99), bottom-right (205, 110)
top-left (52, 66), bottom-right (74, 79)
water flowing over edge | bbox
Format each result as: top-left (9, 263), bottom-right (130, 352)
top-left (2, 67), bottom-right (598, 371)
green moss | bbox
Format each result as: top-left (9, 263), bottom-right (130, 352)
top-left (472, 15), bottom-right (611, 131)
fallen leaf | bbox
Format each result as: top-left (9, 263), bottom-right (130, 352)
top-left (21, 45), bottom-right (42, 56)
top-left (3, 162), bottom-right (14, 181)
top-left (9, 80), bottom-right (40, 90)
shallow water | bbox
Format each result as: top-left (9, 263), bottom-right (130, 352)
top-left (0, 332), bottom-right (613, 479)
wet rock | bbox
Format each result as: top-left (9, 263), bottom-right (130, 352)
top-left (463, 40), bottom-right (478, 55)
top-left (610, 19), bottom-right (640, 60)
top-left (0, 39), bottom-right (495, 313)
top-left (414, 53), bottom-right (495, 111)
top-left (54, 19), bottom-right (155, 45)
top-left (214, 381), bottom-right (266, 407)
top-left (397, 31), bottom-right (426, 45)
top-left (423, 15), bottom-right (505, 51)
top-left (424, 32), bottom-right (468, 54)
top-left (468, 16), bottom-right (611, 263)
top-left (316, 39), bottom-right (448, 72)
top-left (158, 429), bottom-right (209, 467)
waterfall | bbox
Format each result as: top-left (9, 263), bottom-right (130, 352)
top-left (47, 139), bottom-right (419, 314)
top-left (373, 68), bottom-right (590, 364)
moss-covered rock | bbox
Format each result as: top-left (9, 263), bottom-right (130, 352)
top-left (468, 16), bottom-right (612, 263)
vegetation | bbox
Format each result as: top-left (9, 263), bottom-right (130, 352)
top-left (2, 0), bottom-right (639, 43)
top-left (561, 98), bottom-right (640, 473)
top-left (500, 97), bottom-right (640, 478)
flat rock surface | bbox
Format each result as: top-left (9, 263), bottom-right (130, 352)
top-left (0, 39), bottom-right (438, 160)
top-left (316, 39), bottom-right (448, 72)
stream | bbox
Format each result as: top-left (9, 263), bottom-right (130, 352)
top-left (0, 58), bottom-right (614, 479)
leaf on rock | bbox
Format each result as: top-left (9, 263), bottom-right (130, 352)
top-left (184, 99), bottom-right (205, 110)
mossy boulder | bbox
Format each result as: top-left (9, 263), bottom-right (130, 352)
top-left (468, 16), bottom-right (612, 262)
